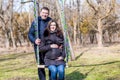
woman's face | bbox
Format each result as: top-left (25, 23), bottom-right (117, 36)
top-left (50, 22), bottom-right (57, 32)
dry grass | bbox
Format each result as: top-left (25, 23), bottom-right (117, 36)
top-left (0, 44), bottom-right (120, 80)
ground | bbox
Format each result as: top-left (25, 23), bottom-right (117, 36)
top-left (0, 43), bottom-right (120, 80)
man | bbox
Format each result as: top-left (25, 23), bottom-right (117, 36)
top-left (28, 7), bottom-right (51, 80)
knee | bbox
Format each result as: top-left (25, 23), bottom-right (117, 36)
top-left (58, 66), bottom-right (65, 73)
top-left (48, 65), bottom-right (57, 74)
top-left (58, 69), bottom-right (64, 74)
top-left (51, 68), bottom-right (57, 74)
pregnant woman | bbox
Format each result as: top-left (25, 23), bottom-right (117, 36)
top-left (39, 19), bottom-right (66, 80)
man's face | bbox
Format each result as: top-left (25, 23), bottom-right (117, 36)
top-left (40, 9), bottom-right (49, 20)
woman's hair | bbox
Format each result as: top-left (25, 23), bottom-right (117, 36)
top-left (44, 19), bottom-right (63, 37)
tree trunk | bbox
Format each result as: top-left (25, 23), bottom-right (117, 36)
top-left (1, 21), bottom-right (10, 48)
top-left (97, 19), bottom-right (103, 47)
top-left (76, 0), bottom-right (81, 45)
top-left (0, 0), bottom-right (2, 11)
top-left (9, 0), bottom-right (16, 48)
top-left (29, 6), bottom-right (31, 27)
top-left (5, 31), bottom-right (10, 48)
top-left (73, 22), bottom-right (77, 44)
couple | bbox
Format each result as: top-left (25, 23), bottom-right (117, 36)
top-left (28, 7), bottom-right (66, 80)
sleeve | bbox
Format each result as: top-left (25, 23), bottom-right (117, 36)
top-left (28, 21), bottom-right (37, 44)
top-left (60, 36), bottom-right (66, 59)
top-left (62, 44), bottom-right (66, 59)
top-left (39, 39), bottom-right (51, 52)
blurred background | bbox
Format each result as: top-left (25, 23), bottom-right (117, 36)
top-left (0, 0), bottom-right (120, 49)
top-left (0, 0), bottom-right (120, 80)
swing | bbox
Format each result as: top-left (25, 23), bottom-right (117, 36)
top-left (33, 0), bottom-right (73, 69)
top-left (33, 0), bottom-right (46, 69)
top-left (37, 65), bottom-right (46, 68)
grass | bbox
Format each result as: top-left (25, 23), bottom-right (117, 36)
top-left (0, 45), bottom-right (120, 80)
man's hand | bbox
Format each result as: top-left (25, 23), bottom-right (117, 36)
top-left (59, 45), bottom-right (63, 49)
top-left (50, 44), bottom-right (59, 48)
top-left (35, 38), bottom-right (41, 45)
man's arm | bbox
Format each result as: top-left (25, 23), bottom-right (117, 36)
top-left (39, 39), bottom-right (59, 52)
top-left (28, 21), bottom-right (37, 44)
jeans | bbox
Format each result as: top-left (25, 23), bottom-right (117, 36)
top-left (48, 65), bottom-right (65, 80)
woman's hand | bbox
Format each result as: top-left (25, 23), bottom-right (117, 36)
top-left (56, 56), bottom-right (63, 61)
top-left (59, 45), bottom-right (63, 49)
top-left (50, 44), bottom-right (59, 48)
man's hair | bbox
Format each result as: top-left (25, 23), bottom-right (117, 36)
top-left (41, 7), bottom-right (49, 12)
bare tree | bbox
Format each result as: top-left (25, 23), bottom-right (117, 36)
top-left (0, 1), bottom-right (11, 48)
top-left (86, 0), bottom-right (115, 47)
top-left (9, 0), bottom-right (16, 48)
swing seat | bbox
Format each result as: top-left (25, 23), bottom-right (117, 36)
top-left (37, 65), bottom-right (46, 68)
top-left (38, 63), bottom-right (69, 68)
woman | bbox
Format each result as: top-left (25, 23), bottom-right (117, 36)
top-left (39, 20), bottom-right (66, 80)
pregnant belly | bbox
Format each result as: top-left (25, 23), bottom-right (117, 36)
top-left (45, 48), bottom-right (61, 59)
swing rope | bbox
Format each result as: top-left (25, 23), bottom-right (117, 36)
top-left (58, 0), bottom-right (71, 67)
top-left (33, 0), bottom-right (45, 68)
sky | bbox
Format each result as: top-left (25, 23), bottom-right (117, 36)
top-left (3, 0), bottom-right (120, 13)
top-left (14, 0), bottom-right (85, 12)
top-left (13, 0), bottom-right (33, 12)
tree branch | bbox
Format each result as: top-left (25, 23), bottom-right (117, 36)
top-left (21, 0), bottom-right (33, 4)
top-left (101, 0), bottom-right (115, 20)
top-left (86, 0), bottom-right (98, 15)
top-left (0, 14), bottom-right (4, 20)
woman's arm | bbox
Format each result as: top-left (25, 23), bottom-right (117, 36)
top-left (39, 39), bottom-right (59, 52)
top-left (56, 43), bottom-right (66, 61)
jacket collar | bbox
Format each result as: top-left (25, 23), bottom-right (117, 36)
top-left (38, 16), bottom-right (51, 22)
top-left (50, 30), bottom-right (57, 34)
